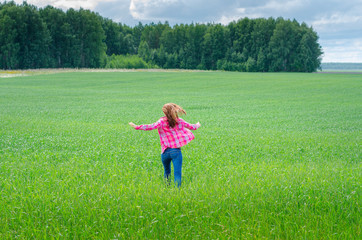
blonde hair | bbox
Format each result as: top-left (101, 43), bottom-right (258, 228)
top-left (162, 103), bottom-right (186, 128)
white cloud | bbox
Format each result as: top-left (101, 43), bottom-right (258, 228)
top-left (128, 0), bottom-right (245, 22)
top-left (217, 0), bottom-right (306, 25)
top-left (218, 8), bottom-right (264, 25)
top-left (52, 0), bottom-right (100, 10)
top-left (129, 0), bottom-right (180, 20)
top-left (321, 39), bottom-right (362, 62)
top-left (261, 0), bottom-right (304, 12)
top-left (94, 0), bottom-right (133, 23)
top-left (312, 12), bottom-right (362, 31)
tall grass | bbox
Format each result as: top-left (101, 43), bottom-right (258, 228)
top-left (0, 71), bottom-right (360, 239)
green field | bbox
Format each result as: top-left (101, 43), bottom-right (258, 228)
top-left (0, 71), bottom-right (360, 239)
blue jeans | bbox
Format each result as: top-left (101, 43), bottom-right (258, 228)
top-left (161, 148), bottom-right (182, 187)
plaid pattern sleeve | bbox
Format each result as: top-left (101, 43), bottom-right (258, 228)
top-left (178, 118), bottom-right (201, 130)
top-left (135, 119), bottom-right (162, 131)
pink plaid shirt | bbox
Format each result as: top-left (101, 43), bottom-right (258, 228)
top-left (135, 117), bottom-right (200, 153)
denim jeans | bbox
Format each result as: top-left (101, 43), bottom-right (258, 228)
top-left (161, 148), bottom-right (182, 187)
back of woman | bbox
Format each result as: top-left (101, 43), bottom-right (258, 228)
top-left (129, 103), bottom-right (201, 187)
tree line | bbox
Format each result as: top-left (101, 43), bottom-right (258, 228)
top-left (0, 1), bottom-right (323, 72)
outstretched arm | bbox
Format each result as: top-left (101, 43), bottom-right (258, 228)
top-left (129, 120), bottom-right (162, 131)
top-left (179, 119), bottom-right (201, 130)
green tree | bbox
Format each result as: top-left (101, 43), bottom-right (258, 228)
top-left (256, 47), bottom-right (267, 72)
top-left (160, 26), bottom-right (176, 53)
top-left (292, 24), bottom-right (323, 72)
top-left (268, 19), bottom-right (299, 72)
top-left (251, 18), bottom-right (275, 70)
top-left (155, 44), bottom-right (167, 67)
top-left (65, 8), bottom-right (106, 68)
top-left (184, 24), bottom-right (207, 69)
top-left (0, 2), bottom-right (20, 69)
top-left (132, 22), bottom-right (144, 53)
top-left (0, 3), bottom-right (323, 72)
top-left (40, 5), bottom-right (68, 67)
top-left (138, 40), bottom-right (151, 63)
top-left (102, 18), bottom-right (121, 55)
top-left (0, 2), bottom-right (51, 69)
top-left (22, 3), bottom-right (51, 68)
top-left (119, 23), bottom-right (137, 54)
top-left (232, 18), bottom-right (254, 58)
top-left (201, 24), bottom-right (229, 70)
top-left (141, 22), bottom-right (168, 49)
top-left (245, 57), bottom-right (257, 72)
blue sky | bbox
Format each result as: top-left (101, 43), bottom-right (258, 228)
top-left (4, 0), bottom-right (362, 62)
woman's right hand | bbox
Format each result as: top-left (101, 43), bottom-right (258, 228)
top-left (129, 122), bottom-right (137, 128)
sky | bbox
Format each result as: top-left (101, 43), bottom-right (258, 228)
top-left (3, 0), bottom-right (362, 62)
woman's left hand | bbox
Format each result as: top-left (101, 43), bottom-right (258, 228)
top-left (129, 122), bottom-right (137, 128)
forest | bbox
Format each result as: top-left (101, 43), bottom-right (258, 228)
top-left (0, 1), bottom-right (323, 72)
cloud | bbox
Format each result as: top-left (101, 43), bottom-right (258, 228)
top-left (129, 0), bottom-right (182, 21)
top-left (261, 0), bottom-right (304, 12)
top-left (313, 14), bottom-right (362, 26)
top-left (311, 10), bottom-right (362, 35)
top-left (127, 0), bottom-right (254, 23)
top-left (94, 0), bottom-right (134, 23)
top-left (321, 39), bottom-right (362, 62)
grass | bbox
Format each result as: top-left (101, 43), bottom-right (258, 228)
top-left (0, 71), bottom-right (360, 239)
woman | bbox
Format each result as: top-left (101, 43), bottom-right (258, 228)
top-left (129, 103), bottom-right (201, 187)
